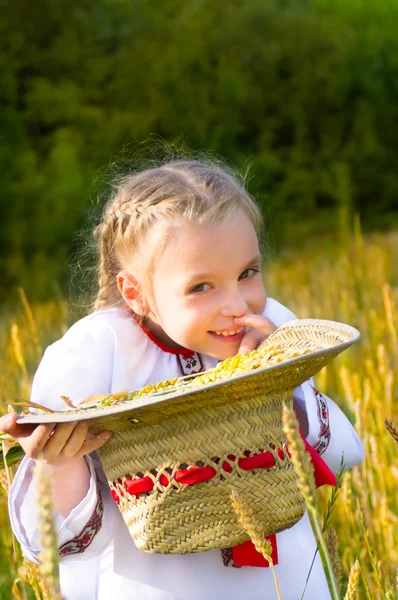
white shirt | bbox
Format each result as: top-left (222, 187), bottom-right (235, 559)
top-left (8, 299), bottom-right (364, 600)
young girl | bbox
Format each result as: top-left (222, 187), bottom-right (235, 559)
top-left (4, 159), bottom-right (363, 600)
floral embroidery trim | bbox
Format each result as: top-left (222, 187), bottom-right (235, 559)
top-left (311, 386), bottom-right (331, 455)
top-left (59, 484), bottom-right (103, 557)
top-left (176, 352), bottom-right (205, 376)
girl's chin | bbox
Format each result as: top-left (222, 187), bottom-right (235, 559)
top-left (209, 346), bottom-right (241, 361)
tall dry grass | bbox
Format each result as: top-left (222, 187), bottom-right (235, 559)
top-left (0, 226), bottom-right (397, 598)
top-left (266, 225), bottom-right (398, 598)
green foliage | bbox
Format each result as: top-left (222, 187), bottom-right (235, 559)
top-left (1, 0), bottom-right (398, 302)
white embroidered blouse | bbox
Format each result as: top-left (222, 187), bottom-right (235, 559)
top-left (8, 299), bottom-right (364, 600)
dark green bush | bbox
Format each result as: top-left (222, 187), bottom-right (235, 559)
top-left (1, 0), bottom-right (398, 301)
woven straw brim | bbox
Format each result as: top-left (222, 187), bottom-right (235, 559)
top-left (18, 319), bottom-right (360, 432)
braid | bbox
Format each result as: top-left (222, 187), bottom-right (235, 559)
top-left (92, 178), bottom-right (151, 312)
top-left (92, 217), bottom-right (123, 311)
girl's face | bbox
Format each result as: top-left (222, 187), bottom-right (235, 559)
top-left (142, 211), bottom-right (267, 360)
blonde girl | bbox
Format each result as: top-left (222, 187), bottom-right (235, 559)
top-left (4, 158), bottom-right (363, 600)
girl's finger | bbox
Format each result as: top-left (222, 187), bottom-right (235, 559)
top-left (238, 328), bottom-right (264, 355)
top-left (0, 412), bottom-right (40, 438)
top-left (19, 423), bottom-right (57, 458)
top-left (59, 421), bottom-right (89, 459)
top-left (43, 422), bottom-right (81, 459)
top-left (75, 431), bottom-right (113, 458)
top-left (234, 314), bottom-right (277, 336)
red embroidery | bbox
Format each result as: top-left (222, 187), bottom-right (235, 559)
top-left (131, 311), bottom-right (194, 356)
top-left (59, 486), bottom-right (103, 557)
top-left (221, 547), bottom-right (242, 568)
top-left (311, 386), bottom-right (331, 455)
top-left (176, 352), bottom-right (205, 376)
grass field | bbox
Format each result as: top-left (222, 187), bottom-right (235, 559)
top-left (0, 225), bottom-right (397, 599)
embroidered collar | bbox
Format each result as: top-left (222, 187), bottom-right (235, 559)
top-left (140, 320), bottom-right (195, 357)
top-left (129, 309), bottom-right (205, 375)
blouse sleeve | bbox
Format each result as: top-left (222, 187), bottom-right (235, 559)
top-left (264, 298), bottom-right (364, 473)
top-left (293, 382), bottom-right (364, 472)
top-left (8, 316), bottom-right (119, 562)
top-left (8, 454), bottom-right (117, 563)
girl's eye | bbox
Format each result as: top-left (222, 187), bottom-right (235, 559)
top-left (189, 269), bottom-right (259, 293)
top-left (189, 283), bottom-right (211, 293)
top-left (239, 268), bottom-right (259, 280)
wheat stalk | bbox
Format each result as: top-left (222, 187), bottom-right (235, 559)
top-left (343, 560), bottom-right (360, 600)
top-left (10, 322), bottom-right (30, 399)
top-left (34, 458), bottom-right (63, 600)
top-left (18, 287), bottom-right (42, 361)
top-left (385, 419), bottom-right (398, 444)
top-left (327, 528), bottom-right (342, 591)
top-left (382, 283), bottom-right (398, 356)
top-left (0, 469), bottom-right (9, 495)
top-left (18, 559), bottom-right (53, 600)
top-left (282, 404), bottom-right (340, 600)
top-left (10, 323), bottom-right (26, 372)
top-left (282, 405), bottom-right (317, 509)
top-left (230, 489), bottom-right (282, 600)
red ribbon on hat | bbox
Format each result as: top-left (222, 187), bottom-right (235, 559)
top-left (110, 434), bottom-right (336, 567)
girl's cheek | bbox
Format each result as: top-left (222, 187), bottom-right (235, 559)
top-left (249, 285), bottom-right (267, 313)
top-left (189, 295), bottom-right (213, 312)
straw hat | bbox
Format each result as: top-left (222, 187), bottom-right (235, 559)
top-left (18, 319), bottom-right (360, 554)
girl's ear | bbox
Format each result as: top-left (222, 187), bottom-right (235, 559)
top-left (117, 270), bottom-right (149, 316)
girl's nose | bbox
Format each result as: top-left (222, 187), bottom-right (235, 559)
top-left (220, 289), bottom-right (248, 317)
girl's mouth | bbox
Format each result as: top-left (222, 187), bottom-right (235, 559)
top-left (208, 327), bottom-right (246, 342)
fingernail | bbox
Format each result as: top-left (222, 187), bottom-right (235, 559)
top-left (100, 431), bottom-right (113, 440)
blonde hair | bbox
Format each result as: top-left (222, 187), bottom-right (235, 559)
top-left (92, 159), bottom-right (264, 312)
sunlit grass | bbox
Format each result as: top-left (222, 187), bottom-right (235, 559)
top-left (0, 226), bottom-right (397, 598)
top-left (265, 225), bottom-right (398, 598)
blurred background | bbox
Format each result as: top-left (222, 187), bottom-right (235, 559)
top-left (1, 0), bottom-right (398, 306)
top-left (1, 3), bottom-right (398, 598)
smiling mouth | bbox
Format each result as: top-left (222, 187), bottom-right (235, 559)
top-left (210, 327), bottom-right (244, 337)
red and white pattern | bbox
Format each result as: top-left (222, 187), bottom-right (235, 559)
top-left (221, 547), bottom-right (240, 568)
top-left (311, 386), bottom-right (331, 456)
top-left (59, 486), bottom-right (103, 557)
top-left (176, 352), bottom-right (205, 376)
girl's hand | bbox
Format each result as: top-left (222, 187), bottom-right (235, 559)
top-left (0, 412), bottom-right (112, 469)
top-left (234, 314), bottom-right (277, 355)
